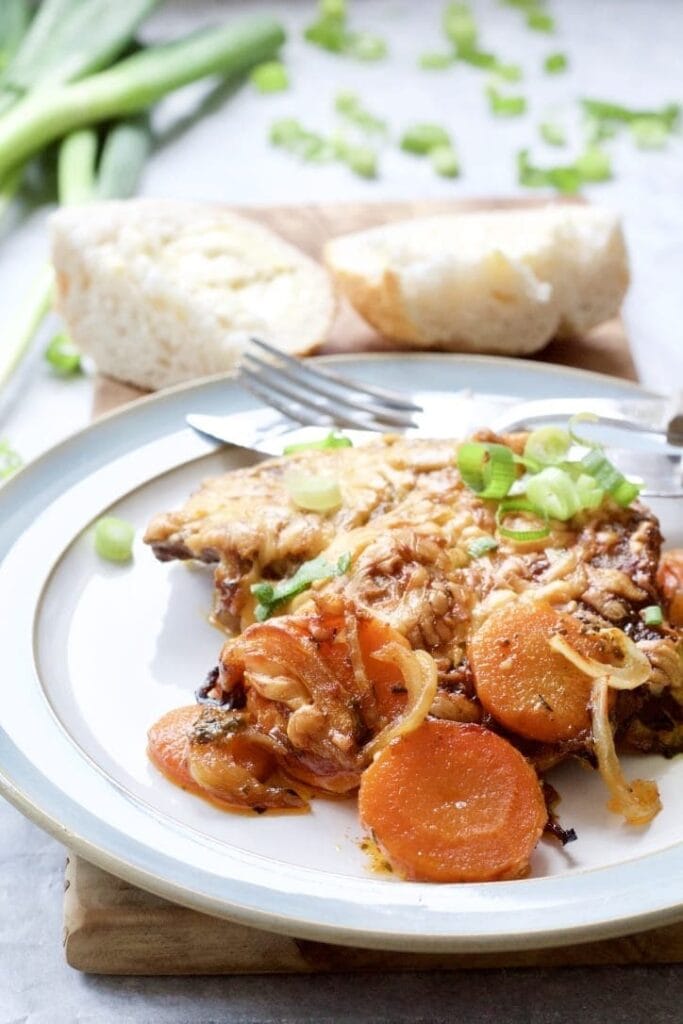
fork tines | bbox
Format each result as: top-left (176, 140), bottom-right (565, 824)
top-left (238, 338), bottom-right (420, 432)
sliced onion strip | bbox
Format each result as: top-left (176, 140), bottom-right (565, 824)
top-left (365, 643), bottom-right (438, 758)
top-left (549, 629), bottom-right (652, 690)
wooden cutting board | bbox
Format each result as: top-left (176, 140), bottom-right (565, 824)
top-left (66, 196), bottom-right (659, 975)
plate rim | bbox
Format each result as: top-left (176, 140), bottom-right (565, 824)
top-left (1, 353), bottom-right (680, 953)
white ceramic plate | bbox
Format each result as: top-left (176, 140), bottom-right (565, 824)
top-left (1, 354), bottom-right (682, 952)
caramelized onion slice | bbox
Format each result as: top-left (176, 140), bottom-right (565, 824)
top-left (365, 643), bottom-right (438, 758)
top-left (549, 628), bottom-right (651, 690)
top-left (591, 676), bottom-right (661, 826)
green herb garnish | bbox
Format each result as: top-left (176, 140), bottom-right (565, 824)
top-left (543, 52), bottom-right (567, 73)
top-left (283, 431), bottom-right (353, 455)
top-left (467, 536), bottom-right (499, 559)
top-left (251, 553), bottom-right (352, 621)
top-left (44, 333), bottom-right (81, 376)
top-left (94, 516), bottom-right (135, 563)
top-left (304, 0), bottom-right (387, 61)
top-left (400, 123), bottom-right (451, 155)
top-left (431, 144), bottom-right (460, 177)
top-left (487, 85), bottom-right (527, 117)
top-left (527, 10), bottom-right (554, 31)
top-left (642, 605), bottom-right (664, 627)
top-left (574, 145), bottom-right (612, 183)
top-left (250, 60), bottom-right (289, 93)
top-left (630, 117), bottom-right (670, 150)
top-left (0, 439), bottom-right (22, 480)
top-left (419, 52), bottom-right (455, 70)
top-left (443, 2), bottom-right (477, 51)
top-left (335, 91), bottom-right (387, 135)
top-left (582, 98), bottom-right (679, 130)
top-left (539, 121), bottom-right (566, 146)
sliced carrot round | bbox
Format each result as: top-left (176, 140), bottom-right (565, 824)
top-left (147, 706), bottom-right (199, 789)
top-left (469, 600), bottom-right (604, 744)
top-left (359, 720), bottom-right (546, 883)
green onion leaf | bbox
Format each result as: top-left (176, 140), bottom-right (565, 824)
top-left (347, 32), bottom-right (387, 61)
top-left (527, 10), bottom-right (554, 31)
top-left (443, 2), bottom-right (478, 51)
top-left (251, 552), bottom-right (351, 621)
top-left (543, 52), bottom-right (567, 74)
top-left (400, 123), bottom-right (451, 155)
top-left (94, 115), bottom-right (152, 200)
top-left (486, 85), bottom-right (526, 117)
top-left (285, 472), bottom-right (342, 513)
top-left (467, 536), bottom-right (499, 559)
top-left (540, 121), bottom-right (566, 147)
top-left (496, 499), bottom-right (550, 542)
top-left (44, 332), bottom-right (81, 376)
top-left (430, 144), bottom-right (460, 177)
top-left (517, 149), bottom-right (583, 194)
top-left (580, 449), bottom-right (641, 506)
top-left (343, 144), bottom-right (378, 178)
top-left (419, 52), bottom-right (455, 70)
top-left (0, 438), bottom-right (22, 480)
top-left (568, 412), bottom-right (602, 449)
top-left (524, 426), bottom-right (571, 466)
top-left (525, 467), bottom-right (581, 521)
top-left (458, 48), bottom-right (522, 80)
top-left (457, 442), bottom-right (516, 499)
top-left (335, 91), bottom-right (387, 134)
top-left (574, 473), bottom-right (604, 510)
top-left (250, 59), bottom-right (289, 93)
top-left (575, 145), bottom-right (612, 183)
top-left (630, 117), bottom-right (670, 150)
top-left (582, 98), bottom-right (679, 131)
top-left (94, 516), bottom-right (135, 563)
top-left (283, 431), bottom-right (353, 455)
top-left (270, 119), bottom-right (335, 162)
top-left (642, 605), bottom-right (663, 627)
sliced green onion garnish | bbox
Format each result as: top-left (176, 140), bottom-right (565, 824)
top-left (400, 123), bottom-right (451, 155)
top-left (250, 60), bottom-right (289, 93)
top-left (419, 52), bottom-right (455, 70)
top-left (342, 144), bottom-right (378, 178)
top-left (457, 442), bottom-right (516, 499)
top-left (568, 412), bottom-right (602, 449)
top-left (642, 605), bottom-right (663, 627)
top-left (467, 536), bottom-right (499, 559)
top-left (496, 500), bottom-right (550, 542)
top-left (94, 516), bottom-right (135, 563)
top-left (581, 449), bottom-right (641, 506)
top-left (575, 145), bottom-right (612, 183)
top-left (524, 426), bottom-right (571, 466)
top-left (540, 121), bottom-right (566, 147)
top-left (527, 10), bottom-right (554, 32)
top-left (283, 431), bottom-right (352, 454)
top-left (430, 144), bottom-right (460, 177)
top-left (347, 32), bottom-right (387, 61)
top-left (44, 332), bottom-right (81, 376)
top-left (631, 117), bottom-right (669, 150)
top-left (335, 91), bottom-right (387, 134)
top-left (251, 552), bottom-right (351, 620)
top-left (525, 467), bottom-right (581, 521)
top-left (486, 85), bottom-right (526, 117)
top-left (443, 2), bottom-right (477, 51)
top-left (0, 438), bottom-right (22, 480)
top-left (285, 471), bottom-right (342, 512)
top-left (581, 99), bottom-right (679, 131)
top-left (544, 52), bottom-right (567, 74)
top-left (517, 149), bottom-right (582, 194)
top-left (574, 473), bottom-right (605, 510)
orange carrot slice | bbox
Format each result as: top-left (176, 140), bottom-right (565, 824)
top-left (469, 601), bottom-right (605, 743)
top-left (359, 719), bottom-right (547, 882)
top-left (657, 549), bottom-right (683, 626)
top-left (147, 706), bottom-right (199, 789)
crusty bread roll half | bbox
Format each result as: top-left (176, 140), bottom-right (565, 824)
top-left (324, 205), bottom-right (629, 355)
top-left (51, 199), bottom-right (335, 391)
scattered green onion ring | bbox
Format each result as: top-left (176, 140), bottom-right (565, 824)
top-left (285, 471), bottom-right (342, 512)
top-left (495, 499), bottom-right (550, 542)
top-left (467, 536), bottom-right (499, 559)
top-left (581, 449), bottom-right (642, 506)
top-left (569, 412), bottom-right (602, 449)
top-left (525, 467), bottom-right (581, 521)
top-left (44, 333), bottom-right (82, 376)
top-left (524, 426), bottom-right (571, 466)
top-left (642, 605), bottom-right (663, 627)
top-left (457, 442), bottom-right (516, 499)
top-left (283, 431), bottom-right (352, 454)
top-left (94, 516), bottom-right (135, 563)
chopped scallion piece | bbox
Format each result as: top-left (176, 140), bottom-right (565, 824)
top-left (270, 119), bottom-right (334, 162)
top-left (467, 536), bottom-right (499, 559)
top-left (430, 144), bottom-right (460, 177)
top-left (44, 333), bottom-right (81, 376)
top-left (540, 121), bottom-right (566, 146)
top-left (348, 33), bottom-right (387, 60)
top-left (525, 467), bottom-right (582, 521)
top-left (457, 442), bottom-right (516, 499)
top-left (574, 473), bottom-right (605, 510)
top-left (582, 99), bottom-right (679, 130)
top-left (283, 431), bottom-right (353, 454)
top-left (285, 472), bottom-right (342, 512)
top-left (575, 145), bottom-right (612, 183)
top-left (250, 59), bottom-right (289, 93)
top-left (496, 499), bottom-right (550, 542)
top-left (527, 10), bottom-right (554, 31)
top-left (0, 438), bottom-right (22, 480)
top-left (400, 123), bottom-right (452, 155)
top-left (304, 1), bottom-right (386, 61)
top-left (458, 47), bottom-right (521, 80)
top-left (419, 52), bottom-right (455, 70)
top-left (486, 85), bottom-right (526, 117)
top-left (339, 142), bottom-right (378, 178)
top-left (335, 91), bottom-right (387, 134)
top-left (642, 605), bottom-right (663, 627)
top-left (251, 552), bottom-right (351, 620)
top-left (544, 52), bottom-right (567, 73)
top-left (630, 117), bottom-right (670, 149)
top-left (443, 2), bottom-right (478, 51)
top-left (321, 0), bottom-right (346, 16)
top-left (568, 412), bottom-right (602, 449)
top-left (524, 426), bottom-right (571, 466)
top-left (94, 516), bottom-right (135, 563)
top-left (517, 149), bottom-right (583, 194)
top-left (581, 449), bottom-right (641, 506)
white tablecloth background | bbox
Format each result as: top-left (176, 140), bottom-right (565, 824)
top-left (2, 1), bottom-right (682, 1020)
